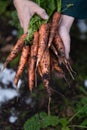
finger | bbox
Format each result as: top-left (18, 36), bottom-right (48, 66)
top-left (23, 22), bottom-right (29, 34)
top-left (34, 6), bottom-right (48, 19)
top-left (18, 17), bottom-right (28, 33)
top-left (61, 15), bottom-right (74, 32)
top-left (65, 42), bottom-right (70, 59)
top-left (62, 36), bottom-right (70, 59)
top-left (23, 17), bottom-right (31, 34)
top-left (20, 20), bottom-right (23, 28)
top-left (17, 13), bottom-right (23, 28)
top-left (23, 24), bottom-right (28, 34)
top-left (59, 25), bottom-right (70, 59)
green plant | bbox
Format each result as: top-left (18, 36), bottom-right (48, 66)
top-left (0, 0), bottom-right (9, 15)
top-left (24, 98), bottom-right (87, 130)
top-left (24, 111), bottom-right (74, 130)
top-left (24, 112), bottom-right (59, 130)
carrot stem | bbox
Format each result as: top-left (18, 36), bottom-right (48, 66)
top-left (57, 0), bottom-right (62, 12)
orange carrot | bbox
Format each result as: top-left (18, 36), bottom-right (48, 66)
top-left (14, 45), bottom-right (30, 86)
top-left (38, 61), bottom-right (51, 116)
top-left (36, 23), bottom-right (50, 67)
top-left (53, 32), bottom-right (65, 58)
top-left (39, 48), bottom-right (51, 97)
top-left (51, 55), bottom-right (64, 74)
top-left (4, 33), bottom-right (27, 68)
top-left (50, 44), bottom-right (59, 59)
top-left (38, 65), bottom-right (42, 77)
top-left (52, 57), bottom-right (70, 86)
top-left (48, 12), bottom-right (61, 47)
top-left (53, 33), bottom-right (75, 79)
top-left (28, 31), bottom-right (39, 92)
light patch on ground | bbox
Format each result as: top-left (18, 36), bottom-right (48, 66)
top-left (0, 63), bottom-right (22, 106)
top-left (9, 115), bottom-right (18, 123)
top-left (0, 88), bottom-right (18, 105)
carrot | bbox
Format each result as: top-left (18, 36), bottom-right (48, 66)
top-left (52, 60), bottom-right (63, 74)
top-left (14, 45), bottom-right (30, 86)
top-left (38, 65), bottom-right (42, 77)
top-left (39, 49), bottom-right (51, 115)
top-left (51, 53), bottom-right (64, 74)
top-left (50, 44), bottom-right (59, 59)
top-left (28, 31), bottom-right (39, 92)
top-left (51, 32), bottom-right (73, 78)
top-left (4, 33), bottom-right (27, 68)
top-left (39, 48), bottom-right (51, 97)
top-left (53, 32), bottom-right (75, 79)
top-left (48, 12), bottom-right (61, 47)
top-left (36, 23), bottom-right (50, 67)
top-left (53, 32), bottom-right (65, 58)
top-left (50, 54), bottom-right (71, 87)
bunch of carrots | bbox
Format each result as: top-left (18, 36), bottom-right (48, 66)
top-left (3, 12), bottom-right (75, 98)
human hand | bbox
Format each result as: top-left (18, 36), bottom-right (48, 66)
top-left (59, 15), bottom-right (74, 59)
top-left (13, 0), bottom-right (48, 33)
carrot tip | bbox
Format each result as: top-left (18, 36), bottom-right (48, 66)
top-left (36, 61), bottom-right (39, 68)
top-left (48, 43), bottom-right (51, 48)
top-left (35, 68), bottom-right (37, 87)
top-left (29, 88), bottom-right (33, 93)
top-left (14, 79), bottom-right (18, 87)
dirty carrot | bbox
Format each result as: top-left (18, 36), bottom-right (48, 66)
top-left (36, 23), bottom-right (50, 67)
top-left (53, 32), bottom-right (65, 57)
top-left (28, 31), bottom-right (39, 92)
top-left (51, 53), bottom-right (64, 74)
top-left (39, 48), bottom-right (51, 115)
top-left (38, 65), bottom-right (42, 77)
top-left (53, 32), bottom-right (74, 79)
top-left (4, 33), bottom-right (27, 68)
top-left (50, 44), bottom-right (59, 59)
top-left (39, 48), bottom-right (51, 97)
top-left (48, 12), bottom-right (61, 47)
top-left (14, 45), bottom-right (30, 86)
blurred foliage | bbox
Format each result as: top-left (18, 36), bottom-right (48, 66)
top-left (24, 112), bottom-right (59, 130)
top-left (0, 0), bottom-right (14, 18)
top-left (0, 1), bottom-right (9, 15)
top-left (9, 11), bottom-right (23, 36)
top-left (24, 93), bottom-right (87, 130)
top-left (0, 0), bottom-right (22, 36)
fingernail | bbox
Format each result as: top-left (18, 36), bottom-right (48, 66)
top-left (44, 15), bottom-right (48, 19)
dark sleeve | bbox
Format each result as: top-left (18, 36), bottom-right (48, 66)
top-left (61, 0), bottom-right (87, 19)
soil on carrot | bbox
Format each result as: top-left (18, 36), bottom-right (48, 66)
top-left (0, 17), bottom-right (87, 130)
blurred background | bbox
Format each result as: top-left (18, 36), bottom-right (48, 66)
top-left (0, 1), bottom-right (87, 130)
